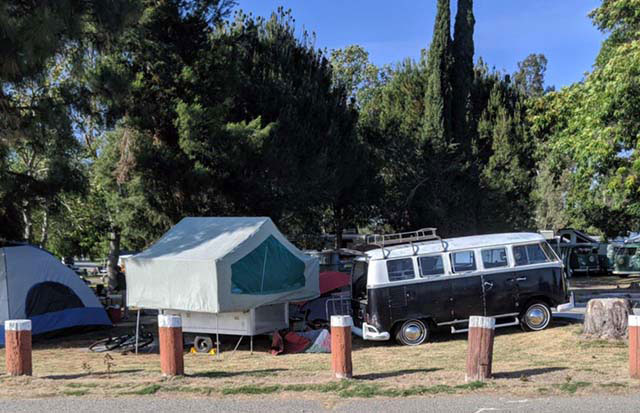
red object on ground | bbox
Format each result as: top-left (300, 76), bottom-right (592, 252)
top-left (270, 331), bottom-right (312, 355)
top-left (107, 307), bottom-right (122, 323)
top-left (319, 272), bottom-right (350, 295)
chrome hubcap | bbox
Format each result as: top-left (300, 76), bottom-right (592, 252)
top-left (404, 325), bottom-right (422, 341)
top-left (526, 305), bottom-right (549, 329)
top-left (401, 320), bottom-right (427, 345)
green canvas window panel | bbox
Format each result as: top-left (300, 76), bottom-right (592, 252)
top-left (231, 235), bottom-right (306, 295)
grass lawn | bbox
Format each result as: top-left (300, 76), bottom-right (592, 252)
top-left (0, 319), bottom-right (637, 400)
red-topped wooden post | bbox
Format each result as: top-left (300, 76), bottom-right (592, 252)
top-left (158, 314), bottom-right (184, 376)
top-left (629, 315), bottom-right (640, 379)
top-left (466, 316), bottom-right (495, 382)
top-left (331, 315), bottom-right (353, 379)
top-left (5, 319), bottom-right (32, 376)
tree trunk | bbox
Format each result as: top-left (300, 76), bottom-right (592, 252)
top-left (583, 298), bottom-right (632, 340)
top-left (39, 208), bottom-right (49, 247)
top-left (335, 228), bottom-right (343, 251)
top-left (334, 207), bottom-right (343, 250)
top-left (21, 203), bottom-right (32, 243)
top-left (107, 228), bottom-right (121, 292)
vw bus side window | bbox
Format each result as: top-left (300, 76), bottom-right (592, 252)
top-left (513, 246), bottom-right (528, 266)
top-left (540, 242), bottom-right (559, 262)
top-left (527, 244), bottom-right (549, 264)
top-left (387, 258), bottom-right (415, 282)
top-left (451, 251), bottom-right (476, 273)
top-left (418, 255), bottom-right (445, 277)
top-left (481, 248), bottom-right (508, 269)
top-left (513, 244), bottom-right (550, 266)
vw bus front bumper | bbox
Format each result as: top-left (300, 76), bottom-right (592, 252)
top-left (555, 293), bottom-right (575, 312)
top-left (360, 322), bottom-right (390, 341)
top-left (352, 322), bottom-right (390, 341)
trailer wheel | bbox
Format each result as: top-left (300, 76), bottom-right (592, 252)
top-left (520, 301), bottom-right (551, 332)
top-left (395, 319), bottom-right (429, 346)
top-left (194, 335), bottom-right (214, 353)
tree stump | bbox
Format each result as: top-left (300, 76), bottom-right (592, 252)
top-left (583, 298), bottom-right (632, 340)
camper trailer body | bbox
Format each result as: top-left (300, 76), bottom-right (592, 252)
top-left (166, 303), bottom-right (289, 336)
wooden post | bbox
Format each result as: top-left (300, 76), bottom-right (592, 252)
top-left (465, 316), bottom-right (495, 382)
top-left (630, 315), bottom-right (640, 379)
top-left (5, 320), bottom-right (32, 376)
top-left (330, 315), bottom-right (353, 379)
top-left (158, 314), bottom-right (184, 376)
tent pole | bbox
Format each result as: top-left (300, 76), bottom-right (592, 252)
top-left (250, 335), bottom-right (253, 355)
top-left (135, 308), bottom-right (140, 355)
top-left (216, 314), bottom-right (220, 359)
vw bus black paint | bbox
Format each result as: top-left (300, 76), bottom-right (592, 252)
top-left (352, 231), bottom-right (573, 346)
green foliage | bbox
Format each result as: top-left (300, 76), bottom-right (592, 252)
top-left (476, 75), bottom-right (537, 232)
top-left (556, 381), bottom-right (591, 394)
top-left (514, 54), bottom-right (548, 98)
top-left (330, 45), bottom-right (381, 105)
top-left (422, 0), bottom-right (453, 145)
top-left (126, 384), bottom-right (162, 395)
top-left (451, 0), bottom-right (475, 149)
top-left (0, 0), bottom-right (140, 244)
top-left (2, 0), bottom-right (590, 255)
top-left (533, 0), bottom-right (640, 236)
top-left (1, 64), bottom-right (87, 244)
top-left (219, 380), bottom-right (484, 398)
top-left (85, 3), bottom-right (370, 248)
top-left (0, 0), bottom-right (139, 83)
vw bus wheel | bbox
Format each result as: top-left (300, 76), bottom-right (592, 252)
top-left (395, 319), bottom-right (429, 346)
top-left (520, 301), bottom-right (551, 332)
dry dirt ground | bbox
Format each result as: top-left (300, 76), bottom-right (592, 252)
top-left (0, 317), bottom-right (637, 401)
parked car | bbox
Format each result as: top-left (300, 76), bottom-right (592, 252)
top-left (351, 230), bottom-right (573, 346)
top-left (552, 229), bottom-right (604, 277)
top-left (613, 236), bottom-right (640, 277)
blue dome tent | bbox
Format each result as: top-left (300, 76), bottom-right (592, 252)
top-left (0, 244), bottom-right (111, 345)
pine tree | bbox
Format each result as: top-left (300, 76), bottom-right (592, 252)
top-left (451, 0), bottom-right (475, 150)
top-left (422, 0), bottom-right (453, 146)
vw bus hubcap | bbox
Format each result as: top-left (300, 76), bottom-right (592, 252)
top-left (399, 320), bottom-right (427, 345)
top-left (524, 304), bottom-right (550, 330)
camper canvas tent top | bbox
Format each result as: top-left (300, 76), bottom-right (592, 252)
top-left (125, 217), bottom-right (320, 314)
top-left (0, 244), bottom-right (111, 345)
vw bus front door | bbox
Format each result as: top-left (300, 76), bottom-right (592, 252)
top-left (448, 250), bottom-right (484, 320)
top-left (479, 247), bottom-right (519, 316)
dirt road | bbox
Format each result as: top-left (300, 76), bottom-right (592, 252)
top-left (1, 395), bottom-right (640, 412)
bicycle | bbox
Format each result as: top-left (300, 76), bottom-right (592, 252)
top-left (89, 326), bottom-right (154, 353)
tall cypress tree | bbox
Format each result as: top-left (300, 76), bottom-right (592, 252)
top-left (422, 0), bottom-right (453, 146)
top-left (451, 0), bottom-right (475, 150)
top-left (451, 0), bottom-right (479, 233)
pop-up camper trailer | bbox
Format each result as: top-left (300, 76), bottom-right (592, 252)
top-left (125, 217), bottom-right (320, 346)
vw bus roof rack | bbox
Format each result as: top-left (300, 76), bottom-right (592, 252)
top-left (366, 228), bottom-right (444, 258)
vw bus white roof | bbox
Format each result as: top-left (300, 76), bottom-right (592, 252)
top-left (365, 232), bottom-right (546, 261)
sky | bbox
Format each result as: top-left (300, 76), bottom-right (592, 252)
top-left (237, 0), bottom-right (605, 89)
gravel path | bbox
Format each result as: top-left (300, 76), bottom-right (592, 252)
top-left (1, 395), bottom-right (640, 413)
